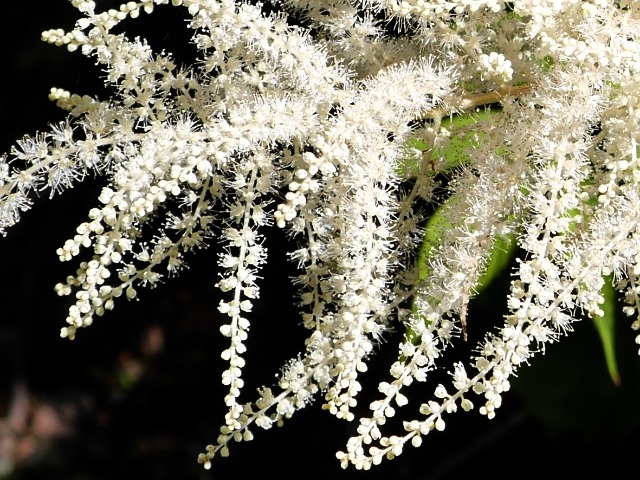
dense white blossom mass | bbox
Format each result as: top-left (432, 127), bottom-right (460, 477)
top-left (2, 0), bottom-right (640, 472)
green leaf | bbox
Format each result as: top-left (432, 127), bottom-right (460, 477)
top-left (397, 107), bottom-right (496, 178)
top-left (474, 232), bottom-right (517, 294)
top-left (404, 191), bottom-right (516, 346)
top-left (431, 108), bottom-right (493, 172)
top-left (416, 194), bottom-right (516, 296)
top-left (405, 137), bottom-right (428, 152)
top-left (415, 194), bottom-right (461, 282)
top-left (539, 55), bottom-right (555, 72)
top-left (592, 274), bottom-right (621, 386)
top-left (403, 107), bottom-right (516, 346)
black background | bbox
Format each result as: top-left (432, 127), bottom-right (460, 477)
top-left (1, 1), bottom-right (640, 479)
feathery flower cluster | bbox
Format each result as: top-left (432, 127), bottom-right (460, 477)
top-left (2, 0), bottom-right (640, 472)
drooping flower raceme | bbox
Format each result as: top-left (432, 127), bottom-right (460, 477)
top-left (2, 0), bottom-right (640, 472)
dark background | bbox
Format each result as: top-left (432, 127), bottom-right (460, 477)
top-left (2, 1), bottom-right (640, 479)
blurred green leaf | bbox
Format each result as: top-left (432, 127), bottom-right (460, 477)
top-left (404, 107), bottom-right (515, 345)
top-left (474, 232), bottom-right (517, 294)
top-left (398, 108), bottom-right (496, 177)
top-left (415, 191), bottom-right (516, 297)
top-left (431, 109), bottom-right (492, 171)
top-left (592, 274), bottom-right (621, 386)
top-left (415, 193), bottom-right (461, 282)
top-left (404, 191), bottom-right (516, 346)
